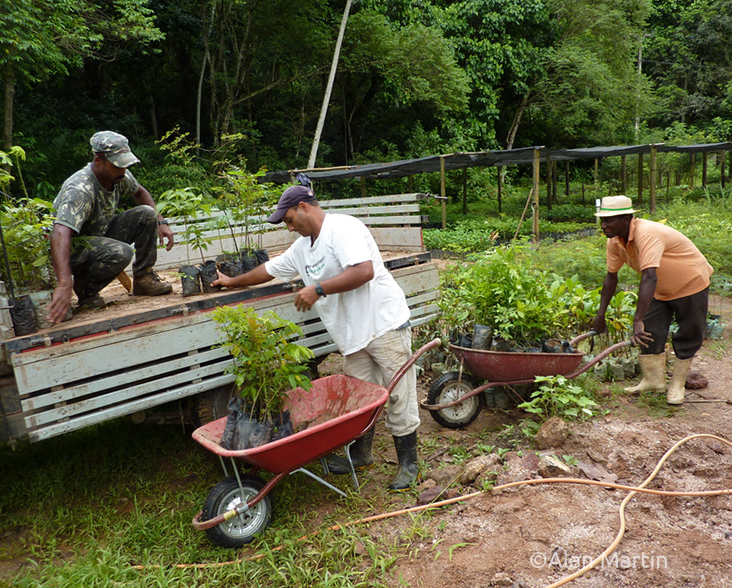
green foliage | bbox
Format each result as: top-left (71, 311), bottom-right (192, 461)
top-left (213, 161), bottom-right (282, 253)
top-left (645, 0), bottom-right (732, 126)
top-left (423, 218), bottom-right (594, 251)
top-left (0, 146), bottom-right (25, 192)
top-left (523, 235), bottom-right (619, 287)
top-left (0, 197), bottom-right (54, 292)
top-left (532, 0), bottom-right (652, 146)
top-left (438, 245), bottom-right (574, 343)
top-left (212, 306), bottom-right (314, 420)
top-left (155, 186), bottom-right (215, 264)
top-left (134, 128), bottom-right (217, 197)
top-left (344, 13), bottom-right (471, 114)
top-left (437, 242), bottom-right (637, 345)
top-left (544, 204), bottom-right (596, 223)
top-left (518, 375), bottom-right (598, 422)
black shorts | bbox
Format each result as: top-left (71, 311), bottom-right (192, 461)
top-left (641, 288), bottom-right (709, 359)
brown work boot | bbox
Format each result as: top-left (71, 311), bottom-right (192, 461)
top-left (77, 292), bottom-right (106, 310)
top-left (133, 270), bottom-right (173, 296)
top-left (74, 277), bottom-right (106, 310)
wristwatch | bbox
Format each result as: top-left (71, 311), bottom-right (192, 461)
top-left (315, 283), bottom-right (326, 297)
top-left (158, 219), bottom-right (168, 225)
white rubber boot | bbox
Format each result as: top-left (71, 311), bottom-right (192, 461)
top-left (667, 357), bottom-right (693, 405)
top-left (625, 353), bottom-right (666, 394)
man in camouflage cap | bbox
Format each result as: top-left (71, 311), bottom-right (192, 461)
top-left (47, 131), bottom-right (174, 324)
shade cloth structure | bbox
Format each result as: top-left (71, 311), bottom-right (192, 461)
top-left (264, 142), bottom-right (732, 184)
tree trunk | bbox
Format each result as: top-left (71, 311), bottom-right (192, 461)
top-left (2, 60), bottom-right (14, 180)
top-left (505, 90), bottom-right (531, 151)
top-left (3, 60), bottom-right (14, 152)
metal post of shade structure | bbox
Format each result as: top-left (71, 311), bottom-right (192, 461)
top-left (721, 150), bottom-right (727, 189)
top-left (497, 166), bottom-right (502, 213)
top-left (565, 161), bottom-right (570, 196)
top-left (440, 155), bottom-right (446, 229)
top-left (621, 155), bottom-right (627, 194)
top-left (637, 152), bottom-right (644, 204)
top-left (690, 153), bottom-right (696, 189)
top-left (650, 144), bottom-right (658, 213)
top-left (703, 152), bottom-right (708, 187)
top-left (533, 149), bottom-right (540, 243)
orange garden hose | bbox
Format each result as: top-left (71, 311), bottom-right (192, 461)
top-left (133, 433), bottom-right (732, 588)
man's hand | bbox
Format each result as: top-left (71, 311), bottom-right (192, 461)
top-left (158, 223), bottom-right (174, 251)
top-left (47, 284), bottom-right (73, 324)
top-left (630, 318), bottom-right (653, 348)
top-left (591, 314), bottom-right (607, 335)
top-left (211, 270), bottom-right (234, 288)
top-left (294, 285), bottom-right (320, 312)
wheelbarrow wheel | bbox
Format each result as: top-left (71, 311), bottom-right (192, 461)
top-left (201, 474), bottom-right (273, 548)
top-left (427, 372), bottom-right (482, 429)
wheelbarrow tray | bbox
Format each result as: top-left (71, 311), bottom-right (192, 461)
top-left (449, 342), bottom-right (585, 382)
top-left (192, 375), bottom-right (389, 474)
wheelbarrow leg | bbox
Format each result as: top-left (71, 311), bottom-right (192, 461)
top-left (292, 468), bottom-right (349, 498)
top-left (320, 439), bottom-right (360, 490)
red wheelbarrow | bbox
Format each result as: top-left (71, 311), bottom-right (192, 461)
top-left (192, 338), bottom-right (441, 548)
top-left (422, 332), bottom-right (630, 429)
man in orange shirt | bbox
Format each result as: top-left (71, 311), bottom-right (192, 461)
top-left (591, 196), bottom-right (713, 404)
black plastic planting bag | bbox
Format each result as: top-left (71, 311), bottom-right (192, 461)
top-left (219, 398), bottom-right (273, 450)
top-left (180, 265), bottom-right (201, 296)
top-left (10, 295), bottom-right (37, 336)
top-left (199, 260), bottom-right (221, 293)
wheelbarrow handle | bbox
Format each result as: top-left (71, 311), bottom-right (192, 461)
top-left (385, 338), bottom-right (442, 394)
top-left (569, 330), bottom-right (599, 346)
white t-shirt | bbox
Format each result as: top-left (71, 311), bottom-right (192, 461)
top-left (264, 213), bottom-right (410, 355)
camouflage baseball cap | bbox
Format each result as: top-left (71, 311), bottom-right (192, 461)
top-left (89, 131), bottom-right (140, 168)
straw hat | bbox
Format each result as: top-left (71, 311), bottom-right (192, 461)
top-left (595, 195), bottom-right (636, 218)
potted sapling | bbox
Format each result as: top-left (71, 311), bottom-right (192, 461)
top-left (212, 305), bottom-right (314, 449)
top-left (215, 166), bottom-right (278, 276)
top-left (157, 187), bottom-right (217, 295)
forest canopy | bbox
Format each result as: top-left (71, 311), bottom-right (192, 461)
top-left (1, 0), bottom-right (730, 197)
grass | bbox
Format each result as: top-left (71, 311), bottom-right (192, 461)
top-left (0, 418), bottom-right (422, 588)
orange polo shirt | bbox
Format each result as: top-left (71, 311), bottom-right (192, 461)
top-left (606, 218), bottom-right (713, 301)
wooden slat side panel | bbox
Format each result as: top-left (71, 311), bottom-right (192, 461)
top-left (13, 261), bottom-right (441, 443)
top-left (21, 347), bottom-right (230, 411)
top-left (13, 317), bottom-right (222, 395)
top-left (28, 374), bottom-right (235, 443)
top-left (25, 360), bottom-right (234, 428)
top-left (155, 225), bottom-right (423, 269)
top-left (323, 204), bottom-right (421, 216)
top-left (156, 193), bottom-right (428, 270)
top-left (320, 194), bottom-right (427, 207)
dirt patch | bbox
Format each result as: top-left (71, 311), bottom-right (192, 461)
top-left (321, 295), bottom-right (732, 587)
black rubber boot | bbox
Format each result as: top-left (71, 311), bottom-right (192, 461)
top-left (325, 427), bottom-right (375, 475)
top-left (388, 432), bottom-right (419, 492)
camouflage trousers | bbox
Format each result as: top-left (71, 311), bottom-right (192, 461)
top-left (70, 205), bottom-right (158, 294)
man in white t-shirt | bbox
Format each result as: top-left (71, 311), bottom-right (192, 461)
top-left (212, 184), bottom-right (420, 491)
